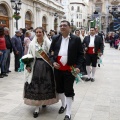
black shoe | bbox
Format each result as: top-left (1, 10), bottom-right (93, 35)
top-left (85, 78), bottom-right (91, 82)
top-left (64, 115), bottom-right (71, 120)
top-left (33, 112), bottom-right (39, 118)
top-left (0, 74), bottom-right (4, 78)
top-left (42, 105), bottom-right (46, 108)
top-left (2, 73), bottom-right (8, 77)
top-left (98, 64), bottom-right (100, 67)
top-left (91, 78), bottom-right (95, 82)
top-left (7, 70), bottom-right (11, 73)
top-left (58, 105), bottom-right (67, 114)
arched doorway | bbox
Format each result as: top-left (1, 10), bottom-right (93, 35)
top-left (42, 16), bottom-right (47, 31)
top-left (0, 4), bottom-right (9, 28)
top-left (25, 11), bottom-right (32, 29)
top-left (54, 18), bottom-right (58, 31)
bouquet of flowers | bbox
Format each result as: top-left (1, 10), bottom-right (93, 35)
top-left (18, 54), bottom-right (34, 72)
top-left (97, 50), bottom-right (103, 65)
top-left (70, 66), bottom-right (84, 84)
top-left (21, 54), bottom-right (34, 64)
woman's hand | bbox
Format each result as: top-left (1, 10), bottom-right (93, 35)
top-left (26, 67), bottom-right (31, 73)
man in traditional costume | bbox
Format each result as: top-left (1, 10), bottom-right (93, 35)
top-left (83, 27), bottom-right (103, 82)
top-left (95, 26), bottom-right (104, 67)
top-left (49, 20), bottom-right (84, 120)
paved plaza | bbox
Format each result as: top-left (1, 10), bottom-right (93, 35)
top-left (0, 43), bottom-right (120, 120)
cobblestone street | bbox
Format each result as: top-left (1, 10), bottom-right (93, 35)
top-left (0, 43), bottom-right (120, 120)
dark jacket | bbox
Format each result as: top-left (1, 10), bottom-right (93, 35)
top-left (49, 33), bottom-right (84, 69)
top-left (98, 33), bottom-right (103, 42)
top-left (11, 35), bottom-right (23, 54)
top-left (83, 35), bottom-right (103, 54)
top-left (4, 35), bottom-right (12, 53)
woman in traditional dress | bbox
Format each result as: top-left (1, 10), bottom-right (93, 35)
top-left (24, 27), bottom-right (58, 118)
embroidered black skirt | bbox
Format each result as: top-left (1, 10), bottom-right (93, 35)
top-left (24, 58), bottom-right (58, 106)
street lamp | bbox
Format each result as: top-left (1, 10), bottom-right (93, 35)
top-left (11, 0), bottom-right (22, 30)
top-left (54, 13), bottom-right (58, 31)
top-left (71, 19), bottom-right (74, 33)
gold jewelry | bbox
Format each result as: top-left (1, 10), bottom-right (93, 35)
top-left (37, 39), bottom-right (43, 47)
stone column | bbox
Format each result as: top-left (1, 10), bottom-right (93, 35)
top-left (36, 7), bottom-right (41, 27)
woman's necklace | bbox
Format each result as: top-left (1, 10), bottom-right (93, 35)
top-left (37, 39), bottom-right (43, 47)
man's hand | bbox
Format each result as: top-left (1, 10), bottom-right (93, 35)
top-left (99, 53), bottom-right (103, 56)
top-left (0, 51), bottom-right (2, 56)
top-left (26, 67), bottom-right (31, 73)
top-left (16, 51), bottom-right (19, 55)
top-left (53, 62), bottom-right (60, 69)
top-left (85, 47), bottom-right (88, 51)
top-left (75, 68), bottom-right (80, 74)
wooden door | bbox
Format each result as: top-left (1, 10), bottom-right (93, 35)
top-left (0, 16), bottom-right (9, 28)
top-left (25, 20), bottom-right (32, 29)
top-left (42, 24), bottom-right (47, 31)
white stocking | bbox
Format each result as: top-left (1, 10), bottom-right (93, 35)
top-left (34, 106), bottom-right (40, 113)
top-left (92, 67), bottom-right (96, 79)
top-left (58, 93), bottom-right (66, 108)
top-left (86, 66), bottom-right (91, 78)
top-left (66, 97), bottom-right (73, 118)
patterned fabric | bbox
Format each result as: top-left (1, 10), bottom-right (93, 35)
top-left (24, 58), bottom-right (58, 106)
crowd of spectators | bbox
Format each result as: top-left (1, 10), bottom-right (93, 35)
top-left (105, 30), bottom-right (120, 50)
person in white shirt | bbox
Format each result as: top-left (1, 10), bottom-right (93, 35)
top-left (49, 20), bottom-right (84, 120)
top-left (80, 29), bottom-right (86, 43)
top-left (83, 27), bottom-right (103, 82)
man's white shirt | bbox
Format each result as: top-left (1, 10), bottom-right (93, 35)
top-left (58, 35), bottom-right (70, 66)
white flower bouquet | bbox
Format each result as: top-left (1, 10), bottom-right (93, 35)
top-left (21, 54), bottom-right (34, 65)
top-left (18, 54), bottom-right (34, 72)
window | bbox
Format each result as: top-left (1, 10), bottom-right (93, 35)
top-left (71, 6), bottom-right (74, 11)
top-left (76, 14), bottom-right (79, 19)
top-left (77, 22), bottom-right (78, 27)
top-left (79, 22), bottom-right (80, 27)
top-left (77, 6), bottom-right (80, 12)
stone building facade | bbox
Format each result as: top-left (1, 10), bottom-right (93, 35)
top-left (62, 0), bottom-right (88, 30)
top-left (87, 0), bottom-right (120, 33)
top-left (0, 0), bottom-right (64, 36)
top-left (69, 0), bottom-right (88, 30)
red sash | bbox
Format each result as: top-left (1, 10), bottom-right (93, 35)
top-left (86, 47), bottom-right (94, 54)
top-left (57, 56), bottom-right (71, 71)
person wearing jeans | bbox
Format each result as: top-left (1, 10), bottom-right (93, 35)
top-left (4, 27), bottom-right (12, 73)
top-left (0, 27), bottom-right (7, 78)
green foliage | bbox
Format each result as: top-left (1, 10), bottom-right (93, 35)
top-left (12, 13), bottom-right (21, 20)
